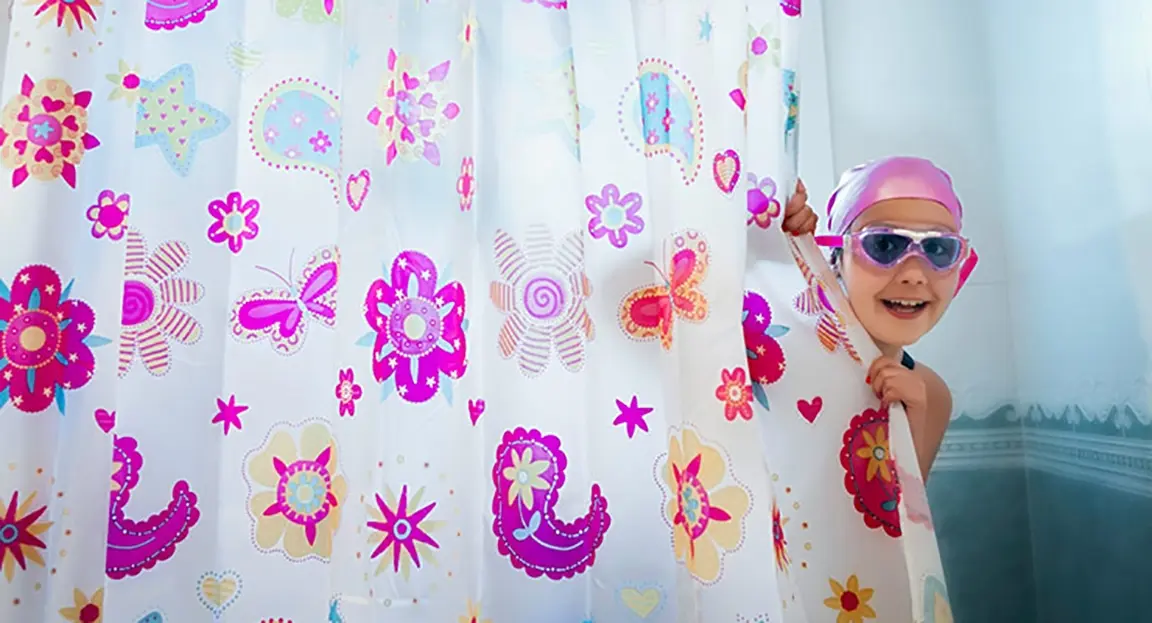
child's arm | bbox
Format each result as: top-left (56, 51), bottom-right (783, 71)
top-left (910, 363), bottom-right (953, 480)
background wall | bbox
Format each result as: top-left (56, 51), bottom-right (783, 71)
top-left (813, 0), bottom-right (1152, 621)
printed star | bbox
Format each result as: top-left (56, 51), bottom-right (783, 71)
top-left (613, 395), bottom-right (653, 438)
top-left (134, 64), bottom-right (230, 177)
top-left (212, 394), bottom-right (248, 436)
top-left (699, 12), bottom-right (713, 41)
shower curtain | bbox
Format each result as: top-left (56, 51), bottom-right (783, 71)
top-left (0, 1), bottom-right (950, 621)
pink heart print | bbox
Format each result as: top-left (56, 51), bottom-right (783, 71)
top-left (346, 169), bottom-right (371, 212)
top-left (712, 149), bottom-right (741, 194)
top-left (797, 397), bottom-right (822, 423)
top-left (468, 398), bottom-right (485, 425)
top-left (94, 408), bottom-right (116, 433)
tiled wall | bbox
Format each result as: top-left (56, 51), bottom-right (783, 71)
top-left (931, 407), bottom-right (1152, 623)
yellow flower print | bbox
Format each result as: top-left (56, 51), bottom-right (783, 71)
top-left (502, 447), bottom-right (549, 510)
top-left (246, 421), bottom-right (347, 561)
top-left (59, 587), bottom-right (103, 623)
top-left (661, 427), bottom-right (751, 584)
top-left (0, 74), bottom-right (101, 188)
top-left (824, 574), bottom-right (877, 623)
top-left (855, 426), bottom-right (892, 482)
top-left (458, 598), bottom-right (491, 623)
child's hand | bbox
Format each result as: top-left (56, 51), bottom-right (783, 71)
top-left (867, 356), bottom-right (928, 415)
top-left (782, 179), bottom-right (818, 236)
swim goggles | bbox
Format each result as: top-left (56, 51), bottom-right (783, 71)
top-left (815, 227), bottom-right (970, 272)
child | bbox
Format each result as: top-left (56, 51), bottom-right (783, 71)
top-left (780, 157), bottom-right (973, 479)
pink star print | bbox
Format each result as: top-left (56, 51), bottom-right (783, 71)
top-left (613, 395), bottom-right (653, 438)
top-left (212, 394), bottom-right (248, 436)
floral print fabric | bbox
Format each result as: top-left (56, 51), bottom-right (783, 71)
top-left (0, 1), bottom-right (946, 622)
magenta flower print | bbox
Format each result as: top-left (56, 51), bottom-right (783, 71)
top-left (86, 189), bottom-right (130, 241)
top-left (206, 191), bottom-right (260, 254)
top-left (362, 251), bottom-right (467, 404)
top-left (585, 183), bottom-right (645, 249)
top-left (0, 74), bottom-right (100, 188)
top-left (457, 157), bottom-right (475, 211)
top-left (366, 484), bottom-right (442, 577)
top-left (367, 48), bottom-right (461, 167)
top-left (309, 130), bottom-right (332, 154)
top-left (0, 265), bottom-right (102, 413)
top-left (742, 290), bottom-right (789, 409)
top-left (334, 368), bottom-right (362, 417)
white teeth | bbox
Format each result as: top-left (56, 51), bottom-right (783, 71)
top-left (885, 299), bottom-right (926, 307)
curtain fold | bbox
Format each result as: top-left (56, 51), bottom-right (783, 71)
top-left (0, 1), bottom-right (947, 621)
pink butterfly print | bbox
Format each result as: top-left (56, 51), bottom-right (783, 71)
top-left (230, 246), bottom-right (340, 356)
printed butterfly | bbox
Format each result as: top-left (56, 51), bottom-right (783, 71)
top-left (618, 230), bottom-right (709, 350)
top-left (229, 246), bottom-right (339, 356)
top-left (789, 241), bottom-right (861, 362)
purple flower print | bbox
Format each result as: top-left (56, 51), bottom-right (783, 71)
top-left (291, 111), bottom-right (307, 128)
top-left (264, 126), bottom-right (279, 144)
top-left (363, 251), bottom-right (467, 403)
top-left (585, 183), bottom-right (645, 249)
top-left (309, 130), bottom-right (332, 154)
top-left (206, 191), bottom-right (260, 254)
top-left (367, 48), bottom-right (461, 167)
top-left (335, 368), bottom-right (363, 417)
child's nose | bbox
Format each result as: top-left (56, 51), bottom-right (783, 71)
top-left (897, 260), bottom-right (930, 284)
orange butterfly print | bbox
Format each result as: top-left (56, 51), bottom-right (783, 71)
top-left (618, 230), bottom-right (710, 350)
top-left (789, 242), bottom-right (862, 363)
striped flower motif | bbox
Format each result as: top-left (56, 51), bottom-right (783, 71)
top-left (118, 229), bottom-right (204, 377)
top-left (489, 225), bottom-right (593, 377)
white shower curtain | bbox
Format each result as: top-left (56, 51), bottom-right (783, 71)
top-left (0, 1), bottom-right (948, 621)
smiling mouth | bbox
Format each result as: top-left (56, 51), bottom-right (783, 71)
top-left (881, 299), bottom-right (929, 318)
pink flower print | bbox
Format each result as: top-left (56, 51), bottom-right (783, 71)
top-left (206, 191), bottom-right (260, 254)
top-left (264, 126), bottom-right (279, 144)
top-left (457, 157), bottom-right (475, 211)
top-left (284, 146), bottom-right (301, 159)
top-left (645, 91), bottom-right (660, 113)
top-left (367, 48), bottom-right (461, 167)
top-left (119, 230), bottom-right (205, 377)
top-left (290, 111), bottom-right (307, 128)
top-left (309, 130), bottom-right (332, 154)
top-left (366, 484), bottom-right (442, 576)
top-left (363, 251), bottom-right (467, 403)
top-left (585, 183), bottom-right (645, 249)
top-left (335, 368), bottom-right (363, 417)
top-left (86, 189), bottom-right (130, 241)
top-left (715, 367), bottom-right (754, 421)
top-left (0, 74), bottom-right (100, 188)
top-left (646, 129), bottom-right (660, 145)
top-left (0, 265), bottom-right (99, 413)
top-left (742, 290), bottom-right (789, 409)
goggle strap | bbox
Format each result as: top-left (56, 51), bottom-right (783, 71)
top-left (954, 248), bottom-right (979, 295)
top-left (813, 235), bottom-right (844, 248)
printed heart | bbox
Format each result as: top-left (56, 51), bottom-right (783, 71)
top-left (712, 149), bottom-right (741, 194)
top-left (345, 169), bottom-right (370, 212)
top-left (468, 398), bottom-right (485, 426)
top-left (197, 570), bottom-right (242, 615)
top-left (620, 587), bottom-right (661, 618)
top-left (797, 396), bottom-right (822, 423)
top-left (94, 408), bottom-right (116, 433)
top-left (41, 97), bottom-right (66, 113)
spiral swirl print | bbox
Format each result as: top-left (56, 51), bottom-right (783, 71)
top-left (522, 275), bottom-right (567, 321)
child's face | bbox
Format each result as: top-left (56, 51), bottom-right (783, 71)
top-left (840, 198), bottom-right (962, 348)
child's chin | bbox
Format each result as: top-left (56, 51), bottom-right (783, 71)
top-left (864, 318), bottom-right (930, 348)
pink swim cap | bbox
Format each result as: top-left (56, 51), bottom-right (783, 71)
top-left (825, 156), bottom-right (962, 235)
top-left (819, 156), bottom-right (977, 294)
